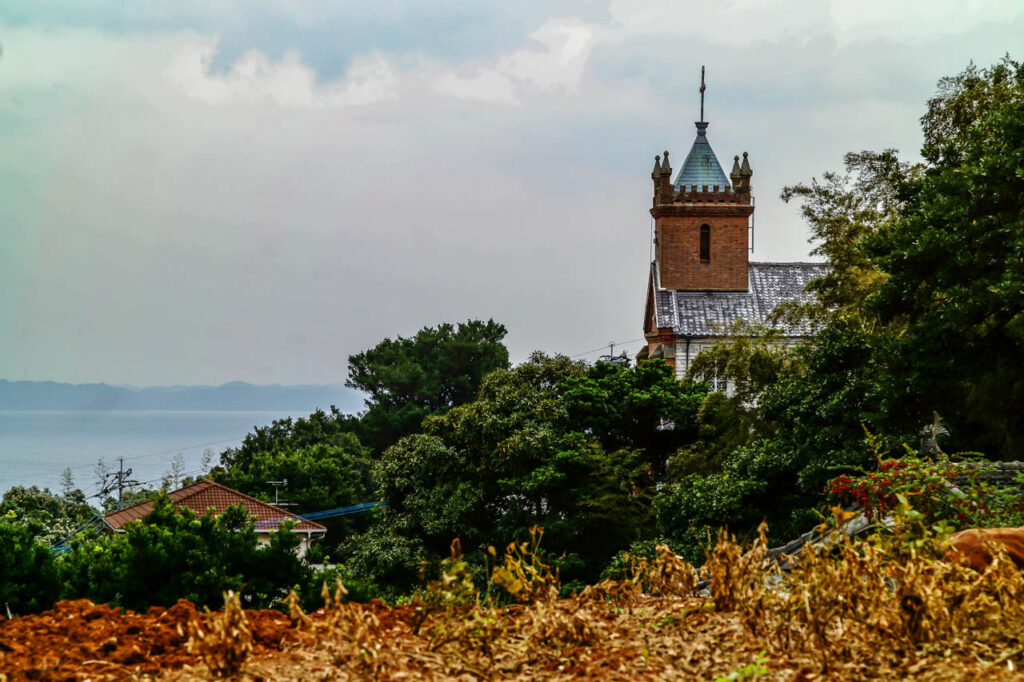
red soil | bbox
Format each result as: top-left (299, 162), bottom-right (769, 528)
top-left (0, 599), bottom-right (294, 680)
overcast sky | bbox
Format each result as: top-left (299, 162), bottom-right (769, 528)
top-left (2, 1), bottom-right (1022, 385)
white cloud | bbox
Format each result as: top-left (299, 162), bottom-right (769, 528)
top-left (434, 67), bottom-right (517, 103)
top-left (607, 0), bottom-right (832, 47)
top-left (433, 18), bottom-right (604, 103)
top-left (166, 39), bottom-right (399, 108)
top-left (828, 0), bottom-right (1024, 45)
top-left (607, 0), bottom-right (1024, 48)
top-left (499, 19), bottom-right (604, 90)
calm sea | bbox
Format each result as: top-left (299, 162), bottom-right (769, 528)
top-left (0, 411), bottom-right (304, 498)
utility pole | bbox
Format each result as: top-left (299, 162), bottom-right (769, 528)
top-left (95, 457), bottom-right (138, 509)
top-left (598, 341), bottom-right (630, 366)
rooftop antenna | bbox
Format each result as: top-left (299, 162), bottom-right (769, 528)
top-left (699, 65), bottom-right (706, 122)
top-left (267, 479), bottom-right (296, 507)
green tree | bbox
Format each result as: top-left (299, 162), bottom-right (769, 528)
top-left (868, 58), bottom-right (1024, 458)
top-left (0, 512), bottom-right (61, 615)
top-left (214, 436), bottom-right (374, 543)
top-left (0, 485), bottom-right (97, 545)
top-left (342, 355), bottom-right (701, 589)
top-left (219, 407), bottom-right (358, 473)
top-left (58, 494), bottom-right (310, 612)
top-left (346, 319), bottom-right (510, 454)
top-left (560, 358), bottom-right (705, 480)
top-left (672, 327), bottom-right (802, 477)
top-left (776, 150), bottom-right (913, 326)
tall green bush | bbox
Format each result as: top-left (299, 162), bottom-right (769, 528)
top-left (58, 494), bottom-right (311, 612)
top-left (0, 512), bottom-right (61, 616)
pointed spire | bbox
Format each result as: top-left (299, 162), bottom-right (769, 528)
top-left (740, 151), bottom-right (752, 175)
top-left (731, 155), bottom-right (741, 175)
top-left (661, 150), bottom-right (671, 174)
top-left (652, 154), bottom-right (661, 177)
top-left (674, 123), bottom-right (730, 192)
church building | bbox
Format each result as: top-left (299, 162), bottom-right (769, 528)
top-left (638, 79), bottom-right (824, 383)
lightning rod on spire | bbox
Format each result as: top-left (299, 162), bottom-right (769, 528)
top-left (699, 65), bottom-right (706, 122)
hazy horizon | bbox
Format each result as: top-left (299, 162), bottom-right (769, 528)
top-left (0, 378), bottom-right (351, 388)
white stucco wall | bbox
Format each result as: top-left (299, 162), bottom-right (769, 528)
top-left (256, 531), bottom-right (322, 558)
top-left (674, 335), bottom-right (808, 393)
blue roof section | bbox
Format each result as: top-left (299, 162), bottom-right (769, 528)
top-left (673, 121), bottom-right (731, 192)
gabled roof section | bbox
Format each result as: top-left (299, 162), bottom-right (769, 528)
top-left (674, 121), bottom-right (731, 192)
top-left (102, 479), bottom-right (326, 534)
top-left (653, 262), bottom-right (827, 337)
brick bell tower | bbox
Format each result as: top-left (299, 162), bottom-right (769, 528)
top-left (650, 70), bottom-right (753, 292)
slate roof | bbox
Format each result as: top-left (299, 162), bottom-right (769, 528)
top-left (102, 479), bottom-right (326, 534)
top-left (654, 262), bottom-right (826, 337)
top-left (674, 121), bottom-right (731, 192)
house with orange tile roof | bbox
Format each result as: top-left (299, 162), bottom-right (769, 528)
top-left (101, 479), bottom-right (327, 557)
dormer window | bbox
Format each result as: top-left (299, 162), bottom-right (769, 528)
top-left (699, 224), bottom-right (711, 262)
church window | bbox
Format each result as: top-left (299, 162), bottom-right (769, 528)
top-left (700, 224), bottom-right (710, 262)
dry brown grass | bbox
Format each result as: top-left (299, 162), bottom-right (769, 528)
top-left (10, 516), bottom-right (1024, 680)
top-left (183, 590), bottom-right (253, 678)
top-left (201, 517), bottom-right (1024, 679)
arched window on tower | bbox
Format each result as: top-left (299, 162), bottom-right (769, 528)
top-left (699, 224), bottom-right (711, 262)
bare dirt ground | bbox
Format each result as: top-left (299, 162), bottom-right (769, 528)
top-left (2, 596), bottom-right (1022, 681)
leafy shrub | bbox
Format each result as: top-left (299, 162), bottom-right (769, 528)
top-left (0, 486), bottom-right (96, 545)
top-left (303, 562), bottom-right (381, 608)
top-left (0, 512), bottom-right (61, 615)
top-left (58, 494), bottom-right (312, 612)
top-left (825, 456), bottom-right (1024, 527)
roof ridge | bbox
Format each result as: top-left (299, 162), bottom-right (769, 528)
top-left (674, 290), bottom-right (753, 296)
top-left (102, 478), bottom-right (326, 532)
top-left (750, 261), bottom-right (827, 266)
top-left (102, 478), bottom-right (215, 524)
top-left (170, 478), bottom-right (216, 504)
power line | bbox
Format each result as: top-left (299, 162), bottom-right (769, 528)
top-left (0, 436), bottom-right (245, 482)
top-left (116, 436), bottom-right (246, 462)
top-left (0, 436), bottom-right (248, 494)
top-left (94, 458), bottom-right (139, 509)
top-left (570, 337), bottom-right (646, 359)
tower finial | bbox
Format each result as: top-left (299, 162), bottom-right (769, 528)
top-left (699, 65), bottom-right (706, 122)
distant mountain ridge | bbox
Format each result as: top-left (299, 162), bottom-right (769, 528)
top-left (0, 380), bottom-right (365, 413)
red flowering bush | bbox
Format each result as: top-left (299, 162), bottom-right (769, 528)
top-left (825, 457), bottom-right (1024, 528)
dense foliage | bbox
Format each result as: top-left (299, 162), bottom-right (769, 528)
top-left (826, 456), bottom-right (1024, 527)
top-left (0, 513), bottom-right (62, 615)
top-left (340, 354), bottom-right (705, 591)
top-left (0, 486), bottom-right (96, 545)
top-left (213, 320), bottom-right (510, 546)
top-left (61, 495), bottom-right (312, 612)
top-left (215, 412), bottom-right (373, 544)
top-left (0, 494), bottom-right (333, 616)
top-left (346, 319), bottom-right (510, 455)
top-left (868, 58), bottom-right (1024, 458)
